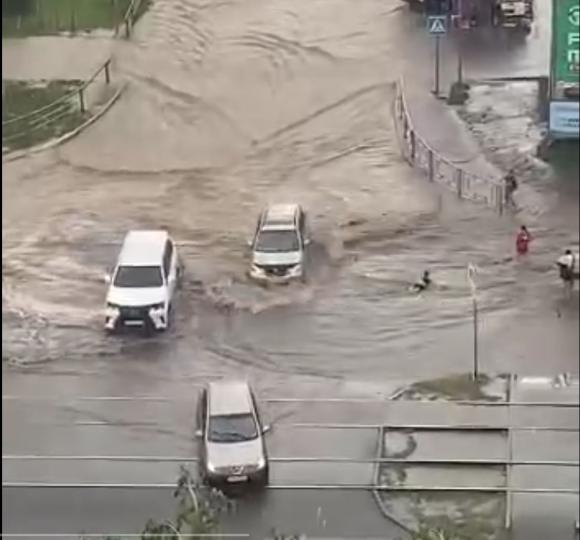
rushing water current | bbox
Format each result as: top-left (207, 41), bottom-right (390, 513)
top-left (3, 0), bottom-right (578, 388)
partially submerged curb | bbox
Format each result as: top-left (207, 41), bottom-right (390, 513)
top-left (370, 373), bottom-right (511, 537)
top-left (2, 82), bottom-right (126, 164)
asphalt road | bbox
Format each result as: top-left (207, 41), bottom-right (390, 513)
top-left (2, 0), bottom-right (578, 536)
top-left (2, 488), bottom-right (399, 539)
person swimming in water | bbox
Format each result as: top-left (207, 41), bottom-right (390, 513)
top-left (411, 270), bottom-right (432, 293)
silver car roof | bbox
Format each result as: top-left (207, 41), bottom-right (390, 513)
top-left (208, 380), bottom-right (253, 416)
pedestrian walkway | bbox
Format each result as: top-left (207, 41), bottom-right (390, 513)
top-left (401, 78), bottom-right (501, 181)
top-left (2, 35), bottom-right (114, 81)
top-left (510, 375), bottom-right (579, 540)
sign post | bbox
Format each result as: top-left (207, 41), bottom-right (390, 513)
top-left (467, 263), bottom-right (479, 380)
top-left (427, 15), bottom-right (448, 96)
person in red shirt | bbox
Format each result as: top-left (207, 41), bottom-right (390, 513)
top-left (516, 225), bottom-right (531, 255)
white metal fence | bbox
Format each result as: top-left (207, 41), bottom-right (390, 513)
top-left (394, 79), bottom-right (505, 214)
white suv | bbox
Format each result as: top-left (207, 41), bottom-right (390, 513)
top-left (248, 203), bottom-right (310, 283)
top-left (104, 230), bottom-right (180, 333)
top-left (196, 380), bottom-right (270, 489)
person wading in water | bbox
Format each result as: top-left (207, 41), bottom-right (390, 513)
top-left (516, 225), bottom-right (531, 255)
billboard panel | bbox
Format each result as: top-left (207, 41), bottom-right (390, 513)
top-left (549, 101), bottom-right (580, 138)
top-left (550, 0), bottom-right (579, 139)
top-left (551, 0), bottom-right (579, 85)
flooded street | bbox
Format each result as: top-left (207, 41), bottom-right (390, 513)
top-left (2, 0), bottom-right (579, 535)
top-left (3, 0), bottom-right (578, 381)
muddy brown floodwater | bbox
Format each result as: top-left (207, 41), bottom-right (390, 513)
top-left (2, 0), bottom-right (578, 390)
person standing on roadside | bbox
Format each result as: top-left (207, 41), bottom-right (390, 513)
top-left (557, 249), bottom-right (576, 296)
top-left (504, 169), bottom-right (518, 208)
top-left (516, 225), bottom-right (531, 255)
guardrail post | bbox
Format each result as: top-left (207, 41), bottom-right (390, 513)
top-left (456, 169), bottom-right (463, 198)
top-left (105, 61), bottom-right (111, 85)
top-left (410, 130), bottom-right (416, 162)
top-left (428, 150), bottom-right (434, 181)
top-left (79, 89), bottom-right (86, 114)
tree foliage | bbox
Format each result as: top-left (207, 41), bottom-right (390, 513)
top-left (143, 467), bottom-right (234, 538)
top-left (412, 525), bottom-right (465, 540)
top-left (87, 468), bottom-right (465, 540)
top-left (96, 466), bottom-right (234, 540)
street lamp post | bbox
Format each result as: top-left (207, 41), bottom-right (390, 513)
top-left (467, 263), bottom-right (479, 379)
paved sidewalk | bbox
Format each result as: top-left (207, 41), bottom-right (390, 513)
top-left (2, 35), bottom-right (114, 81)
top-left (510, 376), bottom-right (579, 540)
top-left (402, 79), bottom-right (501, 181)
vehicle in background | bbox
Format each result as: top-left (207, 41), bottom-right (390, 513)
top-left (196, 380), bottom-right (270, 488)
top-left (492, 0), bottom-right (533, 33)
top-left (248, 203), bottom-right (310, 284)
top-left (402, 0), bottom-right (534, 34)
top-left (104, 230), bottom-right (181, 333)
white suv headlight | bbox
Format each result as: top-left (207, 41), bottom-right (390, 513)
top-left (288, 263), bottom-right (303, 276)
top-left (256, 456), bottom-right (267, 469)
top-left (149, 302), bottom-right (165, 313)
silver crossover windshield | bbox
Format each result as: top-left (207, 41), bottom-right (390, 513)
top-left (208, 413), bottom-right (258, 443)
top-left (255, 230), bottom-right (299, 253)
top-left (113, 266), bottom-right (164, 288)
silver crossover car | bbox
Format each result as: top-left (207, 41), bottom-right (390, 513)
top-left (248, 203), bottom-right (310, 283)
top-left (196, 380), bottom-right (270, 488)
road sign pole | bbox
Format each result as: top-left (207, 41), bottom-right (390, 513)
top-left (434, 35), bottom-right (441, 96)
top-left (467, 263), bottom-right (479, 380)
top-left (427, 15), bottom-right (447, 97)
top-left (473, 296), bottom-right (479, 379)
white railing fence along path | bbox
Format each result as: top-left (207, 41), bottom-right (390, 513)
top-left (394, 78), bottom-right (505, 214)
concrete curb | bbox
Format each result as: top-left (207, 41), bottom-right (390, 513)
top-left (2, 82), bottom-right (127, 164)
top-left (400, 80), bottom-right (481, 166)
top-left (370, 387), bottom-right (414, 536)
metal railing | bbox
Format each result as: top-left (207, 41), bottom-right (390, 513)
top-left (371, 421), bottom-right (579, 534)
top-left (116, 0), bottom-right (145, 38)
top-left (2, 60), bottom-right (114, 151)
top-left (394, 78), bottom-right (505, 214)
top-left (2, 0), bottom-right (142, 154)
top-left (3, 455), bottom-right (578, 466)
top-left (4, 394), bottom-right (578, 406)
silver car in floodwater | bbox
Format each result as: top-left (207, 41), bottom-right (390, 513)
top-left (196, 380), bottom-right (270, 488)
top-left (248, 203), bottom-right (310, 283)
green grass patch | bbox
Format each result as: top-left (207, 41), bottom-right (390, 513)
top-left (399, 373), bottom-right (507, 402)
top-left (2, 80), bottom-right (88, 152)
top-left (2, 0), bottom-right (151, 37)
top-left (379, 492), bottom-right (508, 540)
top-left (411, 493), bottom-right (508, 540)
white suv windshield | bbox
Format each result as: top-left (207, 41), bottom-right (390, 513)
top-left (208, 413), bottom-right (258, 443)
top-left (255, 230), bottom-right (299, 253)
top-left (114, 266), bottom-right (163, 288)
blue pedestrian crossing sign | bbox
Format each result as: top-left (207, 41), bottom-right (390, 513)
top-left (427, 15), bottom-right (447, 34)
